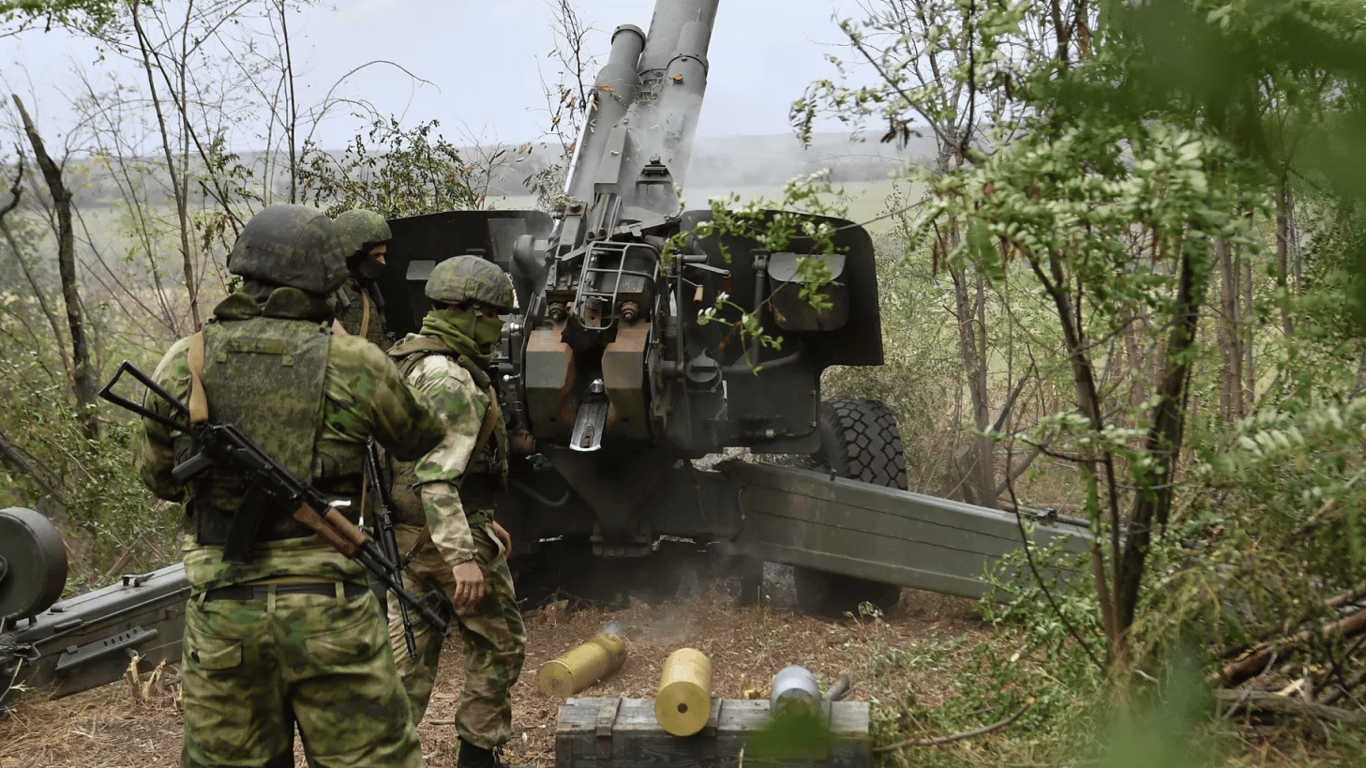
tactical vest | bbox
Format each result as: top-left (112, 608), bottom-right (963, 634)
top-left (188, 315), bottom-right (365, 545)
top-left (333, 279), bottom-right (389, 349)
top-left (388, 341), bottom-right (508, 526)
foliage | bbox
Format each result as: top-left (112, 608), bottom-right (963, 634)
top-left (0, 275), bottom-right (178, 586)
top-left (0, 0), bottom-right (124, 36)
top-left (297, 117), bottom-right (485, 218)
top-left (665, 173), bottom-right (851, 369)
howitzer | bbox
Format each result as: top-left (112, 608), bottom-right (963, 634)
top-left (371, 0), bottom-right (1092, 616)
top-left (98, 361), bottom-right (450, 635)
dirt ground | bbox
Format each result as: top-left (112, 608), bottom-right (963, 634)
top-left (0, 569), bottom-right (987, 768)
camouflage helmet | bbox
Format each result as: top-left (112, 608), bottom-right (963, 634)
top-left (425, 255), bottom-right (514, 313)
top-left (333, 209), bottom-right (392, 262)
top-left (227, 205), bottom-right (348, 294)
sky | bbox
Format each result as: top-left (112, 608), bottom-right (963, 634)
top-left (2, 0), bottom-right (868, 150)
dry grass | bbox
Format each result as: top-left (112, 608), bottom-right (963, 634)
top-left (0, 581), bottom-right (987, 768)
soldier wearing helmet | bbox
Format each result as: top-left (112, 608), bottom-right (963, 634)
top-left (330, 208), bottom-right (394, 348)
top-left (136, 205), bottom-right (445, 768)
top-left (385, 255), bottom-right (530, 768)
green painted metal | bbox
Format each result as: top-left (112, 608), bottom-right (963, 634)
top-left (725, 461), bottom-right (1091, 601)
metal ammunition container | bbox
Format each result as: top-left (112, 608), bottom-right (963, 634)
top-left (654, 647), bottom-right (711, 736)
top-left (769, 664), bottom-right (821, 718)
top-left (537, 630), bottom-right (627, 698)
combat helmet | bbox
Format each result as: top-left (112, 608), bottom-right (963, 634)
top-left (426, 255), bottom-right (514, 313)
top-left (228, 205), bottom-right (348, 294)
top-left (333, 209), bottom-right (392, 266)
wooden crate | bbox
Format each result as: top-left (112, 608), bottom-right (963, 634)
top-left (554, 696), bottom-right (870, 768)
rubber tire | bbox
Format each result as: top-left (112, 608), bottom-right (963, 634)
top-left (794, 397), bottom-right (906, 618)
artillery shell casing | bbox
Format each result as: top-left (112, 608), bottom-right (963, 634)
top-left (537, 632), bottom-right (627, 698)
top-left (769, 664), bottom-right (822, 718)
top-left (655, 647), bottom-right (711, 736)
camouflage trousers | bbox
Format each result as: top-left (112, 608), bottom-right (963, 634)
top-left (387, 521), bottom-right (526, 750)
top-left (181, 583), bottom-right (422, 768)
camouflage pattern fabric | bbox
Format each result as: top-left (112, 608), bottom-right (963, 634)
top-left (334, 279), bottom-right (391, 349)
top-left (424, 255), bottom-right (514, 312)
top-left (387, 522), bottom-right (524, 748)
top-left (137, 290), bottom-right (445, 768)
top-left (228, 205), bottom-right (349, 294)
top-left (333, 209), bottom-right (392, 258)
top-left (181, 589), bottom-right (420, 768)
top-left (385, 331), bottom-right (524, 750)
top-left (138, 291), bottom-right (447, 590)
top-left (387, 345), bottom-right (508, 542)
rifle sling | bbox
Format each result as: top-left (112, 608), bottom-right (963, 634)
top-left (359, 292), bottom-right (371, 340)
top-left (187, 330), bottom-right (208, 425)
top-left (402, 384), bottom-right (501, 565)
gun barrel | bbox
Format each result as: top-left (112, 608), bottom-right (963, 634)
top-left (563, 0), bottom-right (720, 212)
top-left (565, 24), bottom-right (646, 203)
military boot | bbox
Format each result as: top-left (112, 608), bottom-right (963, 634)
top-left (456, 737), bottom-right (531, 768)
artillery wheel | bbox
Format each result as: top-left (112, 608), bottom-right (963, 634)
top-left (0, 507), bottom-right (68, 622)
top-left (794, 397), bottom-right (906, 618)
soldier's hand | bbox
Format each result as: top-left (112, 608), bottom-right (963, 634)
top-left (511, 428), bottom-right (536, 455)
top-left (491, 520), bottom-right (513, 558)
top-left (330, 319), bottom-right (348, 336)
top-left (451, 559), bottom-right (486, 609)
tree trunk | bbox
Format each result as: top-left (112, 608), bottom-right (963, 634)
top-left (951, 265), bottom-right (996, 507)
top-left (1115, 237), bottom-right (1207, 639)
top-left (1276, 179), bottom-right (1295, 338)
top-left (0, 156), bottom-right (74, 380)
top-left (13, 94), bottom-right (99, 442)
top-left (1216, 236), bottom-right (1243, 420)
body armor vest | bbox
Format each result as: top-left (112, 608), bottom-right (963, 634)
top-left (190, 315), bottom-right (363, 545)
top-left (389, 346), bottom-right (508, 526)
top-left (333, 279), bottom-right (389, 349)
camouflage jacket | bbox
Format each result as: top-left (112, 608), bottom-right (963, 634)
top-left (389, 334), bottom-right (508, 566)
top-left (136, 291), bottom-right (445, 591)
top-left (332, 278), bottom-right (390, 349)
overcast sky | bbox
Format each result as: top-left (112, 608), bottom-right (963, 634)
top-left (3, 0), bottom-right (867, 150)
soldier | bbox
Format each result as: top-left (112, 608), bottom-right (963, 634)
top-left (386, 255), bottom-right (529, 768)
top-left (136, 205), bottom-right (446, 768)
top-left (331, 208), bottom-right (393, 348)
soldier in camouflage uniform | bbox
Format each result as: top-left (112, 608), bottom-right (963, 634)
top-left (386, 255), bottom-right (529, 768)
top-left (331, 208), bottom-right (393, 349)
top-left (137, 205), bottom-right (446, 768)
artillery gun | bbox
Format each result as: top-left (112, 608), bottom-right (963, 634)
top-left (375, 0), bottom-right (1086, 614)
top-left (1, 0), bottom-right (1089, 711)
top-left (375, 0), bottom-right (902, 611)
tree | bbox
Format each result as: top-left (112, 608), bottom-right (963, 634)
top-left (13, 94), bottom-right (99, 441)
top-left (799, 0), bottom-right (1366, 671)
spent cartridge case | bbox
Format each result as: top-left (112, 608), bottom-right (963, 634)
top-left (769, 664), bottom-right (822, 718)
top-left (537, 631), bottom-right (628, 698)
top-left (655, 647), bottom-right (711, 736)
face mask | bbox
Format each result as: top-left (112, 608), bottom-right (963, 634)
top-left (473, 315), bottom-right (504, 351)
top-left (355, 257), bottom-right (385, 283)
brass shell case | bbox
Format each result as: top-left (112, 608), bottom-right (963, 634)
top-left (537, 632), bottom-right (627, 698)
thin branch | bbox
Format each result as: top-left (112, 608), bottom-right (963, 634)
top-left (874, 698), bottom-right (1035, 752)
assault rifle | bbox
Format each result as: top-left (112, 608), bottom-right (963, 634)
top-left (364, 440), bottom-right (417, 659)
top-left (98, 361), bottom-right (449, 636)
